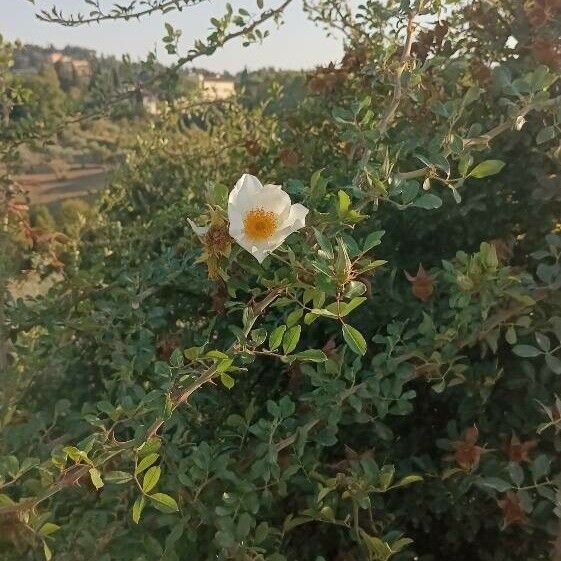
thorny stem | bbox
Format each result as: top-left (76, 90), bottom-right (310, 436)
top-left (39, 0), bottom-right (206, 26)
top-left (0, 288), bottom-right (282, 516)
top-left (378, 4), bottom-right (422, 135)
top-left (354, 1), bottom-right (423, 184)
top-left (145, 288), bottom-right (282, 438)
top-left (0, 191), bottom-right (10, 433)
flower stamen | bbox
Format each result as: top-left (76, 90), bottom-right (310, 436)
top-left (243, 208), bottom-right (277, 241)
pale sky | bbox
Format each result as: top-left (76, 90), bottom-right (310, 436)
top-left (5, 0), bottom-right (346, 73)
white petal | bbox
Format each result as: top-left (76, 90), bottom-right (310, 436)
top-left (233, 234), bottom-right (256, 254)
top-left (288, 203), bottom-right (309, 230)
top-left (228, 174), bottom-right (264, 234)
top-left (229, 174), bottom-right (263, 213)
top-left (234, 234), bottom-right (271, 263)
top-left (264, 231), bottom-right (289, 252)
top-left (278, 203), bottom-right (309, 237)
top-left (229, 213), bottom-right (242, 237)
top-left (187, 218), bottom-right (209, 238)
top-left (251, 246), bottom-right (270, 264)
top-left (257, 184), bottom-right (291, 221)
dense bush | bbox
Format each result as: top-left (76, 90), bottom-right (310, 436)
top-left (1, 1), bottom-right (561, 560)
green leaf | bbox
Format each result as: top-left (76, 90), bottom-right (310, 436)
top-left (414, 193), bottom-right (442, 210)
top-left (391, 537), bottom-right (414, 553)
top-left (0, 494), bottom-right (15, 506)
top-left (512, 344), bottom-right (542, 358)
top-left (206, 182), bottom-right (229, 206)
top-left (313, 227), bottom-right (333, 259)
top-left (338, 190), bottom-right (351, 213)
top-left (269, 325), bottom-right (286, 351)
top-left (340, 296), bottom-right (367, 316)
top-left (184, 346), bottom-right (201, 360)
top-left (508, 462), bottom-right (524, 486)
top-left (283, 325), bottom-right (301, 354)
top-left (535, 332), bottom-right (550, 351)
top-left (545, 353), bottom-right (561, 374)
top-left (215, 358), bottom-right (233, 373)
top-left (149, 492), bottom-right (179, 513)
top-left (89, 467), bottom-right (104, 490)
top-left (463, 85), bottom-right (482, 106)
top-left (132, 496), bottom-right (146, 524)
top-left (138, 438), bottom-right (161, 458)
top-left (363, 230), bottom-right (385, 252)
top-left (205, 349), bottom-right (229, 359)
top-left (310, 308), bottom-right (338, 318)
top-left (170, 348), bottom-right (184, 367)
top-left (236, 512), bottom-right (253, 539)
top-left (358, 259), bottom-right (387, 274)
top-left (458, 153), bottom-right (473, 177)
top-left (283, 514), bottom-right (313, 532)
top-left (220, 372), bottom-right (235, 389)
top-left (344, 281), bottom-right (367, 298)
top-left (291, 350), bottom-right (328, 363)
top-left (267, 400), bottom-right (280, 417)
top-left (304, 312), bottom-right (319, 325)
top-left (332, 106), bottom-right (354, 124)
top-left (38, 523), bottom-right (60, 537)
top-left (250, 328), bottom-right (267, 346)
top-left (105, 471), bottom-right (133, 484)
top-left (63, 446), bottom-right (88, 463)
top-left (505, 326), bottom-right (517, 345)
top-left (136, 453), bottom-right (158, 475)
top-left (43, 541), bottom-right (52, 561)
top-left (254, 521), bottom-right (269, 544)
top-left (142, 466), bottom-right (161, 493)
top-left (286, 308), bottom-right (303, 327)
top-left (401, 181), bottom-right (419, 203)
top-left (480, 477), bottom-right (512, 492)
top-left (379, 464), bottom-right (395, 490)
top-left (154, 361), bottom-right (171, 376)
top-left (393, 474), bottom-right (423, 488)
top-left (531, 454), bottom-right (550, 481)
top-left (536, 125), bottom-right (556, 145)
top-left (360, 530), bottom-right (392, 561)
top-left (342, 324), bottom-right (367, 355)
top-left (469, 160), bottom-right (505, 178)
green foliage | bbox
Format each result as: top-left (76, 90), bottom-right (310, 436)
top-left (30, 204), bottom-right (57, 231)
top-left (1, 1), bottom-right (561, 560)
top-left (56, 198), bottom-right (93, 238)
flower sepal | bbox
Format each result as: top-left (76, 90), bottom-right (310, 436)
top-left (187, 208), bottom-right (232, 279)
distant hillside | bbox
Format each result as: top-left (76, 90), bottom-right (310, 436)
top-left (13, 43), bottom-right (307, 85)
top-left (13, 43), bottom-right (95, 72)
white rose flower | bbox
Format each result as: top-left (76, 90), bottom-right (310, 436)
top-left (228, 174), bottom-right (309, 263)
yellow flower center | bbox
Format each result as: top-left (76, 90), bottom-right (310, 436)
top-left (243, 208), bottom-right (277, 241)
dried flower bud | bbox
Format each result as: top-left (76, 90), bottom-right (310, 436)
top-left (279, 148), bottom-right (299, 169)
top-left (498, 491), bottom-right (526, 528)
top-left (244, 140), bottom-right (261, 157)
top-left (405, 264), bottom-right (435, 301)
